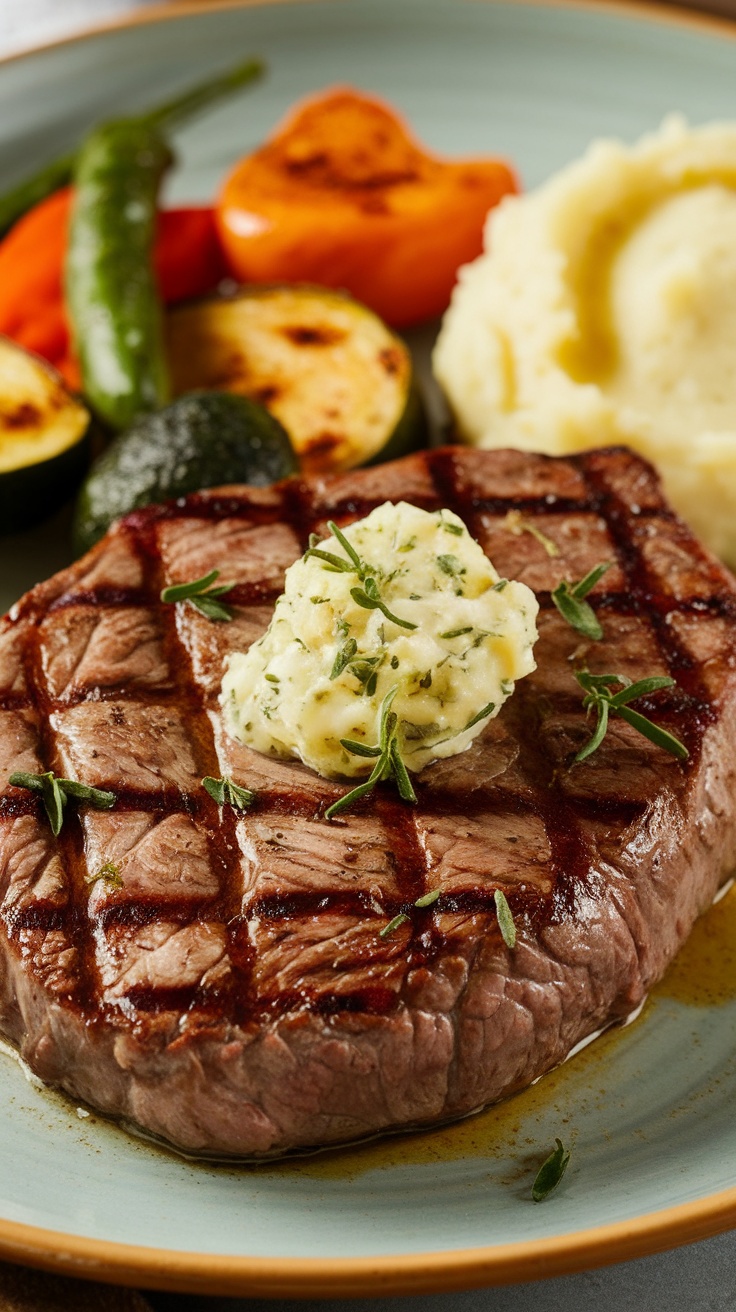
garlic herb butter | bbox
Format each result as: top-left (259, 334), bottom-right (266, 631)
top-left (221, 502), bottom-right (538, 781)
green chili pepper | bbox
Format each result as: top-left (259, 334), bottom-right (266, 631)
top-left (66, 119), bottom-right (174, 429)
top-left (0, 57), bottom-right (264, 240)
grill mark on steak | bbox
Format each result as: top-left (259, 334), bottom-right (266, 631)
top-left (3, 446), bottom-right (736, 1156)
top-left (429, 448), bottom-right (598, 930)
top-left (136, 516), bottom-right (255, 1025)
top-left (576, 452), bottom-right (717, 752)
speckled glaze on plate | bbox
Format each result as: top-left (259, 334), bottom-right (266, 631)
top-left (2, 0), bottom-right (736, 1296)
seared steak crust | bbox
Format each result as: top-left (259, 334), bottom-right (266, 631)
top-left (1, 446), bottom-right (735, 1157)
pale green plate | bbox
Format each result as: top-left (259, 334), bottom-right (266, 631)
top-left (2, 0), bottom-right (736, 1296)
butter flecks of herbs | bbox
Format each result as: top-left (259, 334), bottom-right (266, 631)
top-left (221, 502), bottom-right (538, 781)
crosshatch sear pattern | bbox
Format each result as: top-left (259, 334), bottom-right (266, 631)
top-left (1, 446), bottom-right (736, 1158)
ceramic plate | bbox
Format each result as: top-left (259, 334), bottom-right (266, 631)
top-left (2, 0), bottom-right (736, 1296)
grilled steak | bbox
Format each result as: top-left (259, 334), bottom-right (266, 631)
top-left (1, 445), bottom-right (735, 1158)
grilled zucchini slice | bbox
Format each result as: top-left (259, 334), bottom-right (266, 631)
top-left (166, 286), bottom-right (427, 475)
top-left (0, 337), bottom-right (91, 534)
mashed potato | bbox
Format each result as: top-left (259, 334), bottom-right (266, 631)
top-left (434, 117), bottom-right (736, 564)
top-left (223, 502), bottom-right (537, 779)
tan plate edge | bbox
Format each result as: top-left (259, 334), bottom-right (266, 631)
top-left (0, 1182), bottom-right (735, 1296)
top-left (2, 0), bottom-right (736, 1296)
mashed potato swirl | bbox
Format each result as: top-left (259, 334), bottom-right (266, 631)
top-left (434, 116), bottom-right (736, 564)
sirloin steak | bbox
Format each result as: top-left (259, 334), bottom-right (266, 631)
top-left (1, 445), bottom-right (736, 1158)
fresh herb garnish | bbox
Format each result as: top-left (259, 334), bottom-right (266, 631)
top-left (9, 771), bottom-right (115, 837)
top-left (160, 569), bottom-right (235, 622)
top-left (326, 686), bottom-right (417, 820)
top-left (494, 888), bottom-right (516, 949)
top-left (504, 510), bottom-right (560, 558)
top-left (552, 562), bottom-right (611, 641)
top-left (532, 1138), bottom-right (571, 1202)
top-left (304, 520), bottom-right (370, 577)
top-left (440, 627), bottom-right (473, 640)
top-left (574, 671), bottom-right (689, 763)
top-left (202, 775), bottom-right (255, 809)
top-left (85, 862), bottom-right (123, 889)
top-left (437, 553), bottom-right (466, 578)
top-left (414, 888), bottom-right (441, 908)
top-left (463, 701), bottom-right (496, 731)
top-left (330, 637), bottom-right (358, 680)
top-left (379, 912), bottom-right (410, 939)
top-left (350, 577), bottom-right (417, 630)
top-left (306, 522), bottom-right (416, 631)
top-left (380, 889), bottom-right (441, 937)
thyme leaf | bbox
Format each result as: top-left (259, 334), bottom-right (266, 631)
top-left (504, 510), bottom-right (560, 558)
top-left (440, 627), bottom-right (473, 640)
top-left (552, 561), bottom-right (611, 640)
top-left (574, 670), bottom-right (688, 763)
top-left (330, 637), bottom-right (358, 680)
top-left (463, 701), bottom-right (496, 731)
top-left (8, 771), bottom-right (115, 836)
top-left (414, 888), bottom-right (441, 908)
top-left (532, 1139), bottom-right (571, 1201)
top-left (202, 775), bottom-right (255, 810)
top-left (326, 686), bottom-right (417, 820)
top-left (437, 553), bottom-right (466, 578)
top-left (494, 888), bottom-right (517, 949)
top-left (304, 520), bottom-right (371, 578)
top-left (350, 577), bottom-right (417, 630)
top-left (379, 912), bottom-right (410, 939)
top-left (161, 569), bottom-right (235, 622)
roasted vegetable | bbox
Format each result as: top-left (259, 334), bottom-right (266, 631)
top-left (73, 390), bottom-right (297, 552)
top-left (216, 87), bottom-right (517, 327)
top-left (0, 337), bottom-right (91, 534)
top-left (66, 120), bottom-right (174, 430)
top-left (0, 188), bottom-right (225, 391)
top-left (0, 57), bottom-right (264, 240)
top-left (166, 286), bottom-right (427, 475)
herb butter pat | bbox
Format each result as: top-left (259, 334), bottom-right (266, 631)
top-left (222, 502), bottom-right (538, 779)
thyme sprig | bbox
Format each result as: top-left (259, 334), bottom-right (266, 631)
top-left (552, 561), bottom-right (611, 641)
top-left (494, 889), bottom-right (517, 949)
top-left (160, 569), bottom-right (235, 622)
top-left (9, 770), bottom-right (115, 837)
top-left (532, 1139), bottom-right (571, 1202)
top-left (379, 888), bottom-right (440, 938)
top-left (574, 671), bottom-right (689, 763)
top-left (202, 775), bottom-right (254, 810)
top-left (325, 686), bottom-right (417, 820)
top-left (504, 510), bottom-right (560, 558)
top-left (305, 520), bottom-right (372, 578)
top-left (350, 577), bottom-right (417, 631)
top-left (306, 522), bottom-right (417, 631)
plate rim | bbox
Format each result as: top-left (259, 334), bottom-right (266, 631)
top-left (1, 1184), bottom-right (736, 1296)
top-left (3, 0), bottom-right (736, 1295)
top-left (3, 0), bottom-right (736, 68)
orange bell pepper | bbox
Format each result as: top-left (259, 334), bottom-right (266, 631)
top-left (0, 189), bottom-right (226, 389)
top-left (216, 87), bottom-right (517, 328)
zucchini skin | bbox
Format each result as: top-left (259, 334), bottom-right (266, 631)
top-left (364, 378), bottom-right (429, 467)
top-left (73, 390), bottom-right (298, 553)
top-left (66, 121), bottom-right (173, 430)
